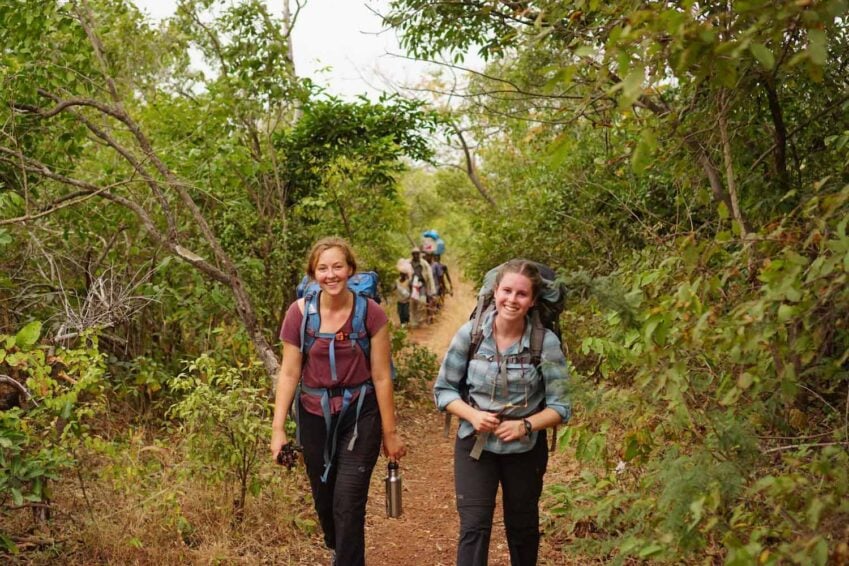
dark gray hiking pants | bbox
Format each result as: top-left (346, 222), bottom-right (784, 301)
top-left (299, 393), bottom-right (382, 566)
top-left (454, 431), bottom-right (548, 566)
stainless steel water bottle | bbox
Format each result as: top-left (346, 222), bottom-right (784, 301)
top-left (385, 460), bottom-right (402, 518)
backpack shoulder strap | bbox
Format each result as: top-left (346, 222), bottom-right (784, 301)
top-left (300, 291), bottom-right (321, 354)
top-left (349, 293), bottom-right (370, 359)
top-left (443, 288), bottom-right (498, 438)
top-left (527, 307), bottom-right (561, 453)
top-left (462, 294), bottom-right (492, 395)
top-left (528, 308), bottom-right (545, 367)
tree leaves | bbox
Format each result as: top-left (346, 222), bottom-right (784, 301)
top-left (14, 321), bottom-right (41, 350)
top-left (807, 29), bottom-right (828, 66)
top-left (749, 43), bottom-right (775, 71)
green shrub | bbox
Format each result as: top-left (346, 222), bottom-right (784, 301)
top-left (168, 354), bottom-right (271, 522)
top-left (550, 183), bottom-right (849, 562)
top-left (391, 325), bottom-right (439, 398)
top-left (0, 324), bottom-right (107, 552)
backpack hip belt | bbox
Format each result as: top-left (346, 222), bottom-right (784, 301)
top-left (296, 380), bottom-right (375, 483)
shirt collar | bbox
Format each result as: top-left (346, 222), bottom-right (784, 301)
top-left (481, 308), bottom-right (532, 349)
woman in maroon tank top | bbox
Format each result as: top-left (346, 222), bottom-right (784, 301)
top-left (271, 237), bottom-right (406, 566)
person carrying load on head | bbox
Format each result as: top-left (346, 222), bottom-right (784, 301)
top-left (271, 237), bottom-right (406, 566)
top-left (424, 252), bottom-right (441, 317)
top-left (433, 259), bottom-right (571, 566)
top-left (409, 247), bottom-right (435, 327)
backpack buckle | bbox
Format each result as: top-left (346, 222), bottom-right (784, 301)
top-left (335, 331), bottom-right (348, 341)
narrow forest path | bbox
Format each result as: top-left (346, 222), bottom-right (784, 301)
top-left (361, 272), bottom-right (581, 566)
top-left (363, 274), bottom-right (475, 565)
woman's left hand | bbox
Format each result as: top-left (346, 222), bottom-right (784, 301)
top-left (382, 430), bottom-right (407, 460)
top-left (495, 420), bottom-right (527, 442)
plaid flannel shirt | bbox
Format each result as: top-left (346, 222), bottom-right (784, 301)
top-left (433, 309), bottom-right (571, 454)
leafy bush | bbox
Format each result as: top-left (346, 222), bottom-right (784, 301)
top-left (550, 182), bottom-right (849, 562)
top-left (168, 353), bottom-right (271, 523)
top-left (390, 325), bottom-right (439, 399)
top-left (0, 323), bottom-right (107, 553)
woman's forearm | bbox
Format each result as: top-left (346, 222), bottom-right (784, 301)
top-left (272, 343), bottom-right (302, 432)
top-left (445, 398), bottom-right (478, 422)
top-left (372, 375), bottom-right (398, 432)
top-left (525, 408), bottom-right (562, 432)
top-left (272, 376), bottom-right (296, 425)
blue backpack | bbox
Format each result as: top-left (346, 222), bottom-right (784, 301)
top-left (296, 271), bottom-right (381, 371)
top-left (294, 271), bottom-right (382, 482)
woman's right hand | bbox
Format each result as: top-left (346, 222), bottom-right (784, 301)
top-left (468, 409), bottom-right (500, 433)
top-left (270, 428), bottom-right (288, 461)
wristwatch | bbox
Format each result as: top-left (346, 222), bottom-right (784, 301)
top-left (522, 419), bottom-right (533, 437)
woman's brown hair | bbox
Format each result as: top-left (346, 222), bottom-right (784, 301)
top-left (494, 259), bottom-right (543, 302)
top-left (306, 237), bottom-right (357, 278)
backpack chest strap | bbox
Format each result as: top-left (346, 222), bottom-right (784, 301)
top-left (306, 329), bottom-right (369, 382)
top-left (471, 351), bottom-right (534, 365)
top-left (300, 291), bottom-right (371, 383)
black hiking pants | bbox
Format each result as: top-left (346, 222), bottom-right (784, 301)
top-left (454, 431), bottom-right (548, 566)
top-left (299, 393), bottom-right (382, 566)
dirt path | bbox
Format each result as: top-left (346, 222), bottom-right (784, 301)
top-left (364, 275), bottom-right (476, 565)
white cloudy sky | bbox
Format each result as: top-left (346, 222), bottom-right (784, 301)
top-left (131, 0), bottom-right (474, 100)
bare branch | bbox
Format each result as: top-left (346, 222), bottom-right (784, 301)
top-left (0, 180), bottom-right (116, 226)
top-left (764, 441), bottom-right (849, 454)
top-left (448, 121), bottom-right (497, 207)
top-left (718, 90), bottom-right (750, 237)
top-left (54, 97), bottom-right (178, 238)
top-left (0, 375), bottom-right (38, 406)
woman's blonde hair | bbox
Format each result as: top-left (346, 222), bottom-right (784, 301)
top-left (306, 237), bottom-right (358, 278)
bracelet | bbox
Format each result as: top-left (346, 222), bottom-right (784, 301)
top-left (522, 419), bottom-right (533, 437)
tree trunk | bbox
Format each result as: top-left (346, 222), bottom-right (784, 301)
top-left (718, 91), bottom-right (751, 237)
top-left (763, 78), bottom-right (790, 191)
top-left (449, 121), bottom-right (498, 208)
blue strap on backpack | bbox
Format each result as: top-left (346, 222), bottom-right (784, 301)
top-left (294, 272), bottom-right (379, 482)
top-left (299, 287), bottom-right (371, 380)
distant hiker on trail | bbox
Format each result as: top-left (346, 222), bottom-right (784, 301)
top-left (432, 253), bottom-right (452, 295)
top-left (394, 260), bottom-right (412, 327)
top-left (430, 252), bottom-right (453, 309)
top-left (409, 247), bottom-right (435, 327)
top-left (271, 236), bottom-right (406, 566)
top-left (434, 259), bottom-right (571, 566)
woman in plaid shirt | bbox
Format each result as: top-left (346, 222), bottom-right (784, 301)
top-left (434, 260), bottom-right (571, 566)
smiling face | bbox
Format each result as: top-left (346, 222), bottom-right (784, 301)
top-left (494, 272), bottom-right (535, 324)
top-left (313, 246), bottom-right (353, 296)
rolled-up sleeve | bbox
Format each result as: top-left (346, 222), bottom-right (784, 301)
top-left (433, 321), bottom-right (473, 411)
top-left (541, 330), bottom-right (572, 423)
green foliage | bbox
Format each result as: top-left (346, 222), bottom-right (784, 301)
top-left (385, 2), bottom-right (849, 561)
top-left (390, 325), bottom-right (439, 398)
top-left (0, 324), bottom-right (106, 551)
top-left (1, 0), bottom-right (439, 386)
top-left (168, 352), bottom-right (271, 520)
top-left (550, 183), bottom-right (849, 561)
top-left (280, 95), bottom-right (438, 202)
top-left (0, 408), bottom-right (69, 510)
